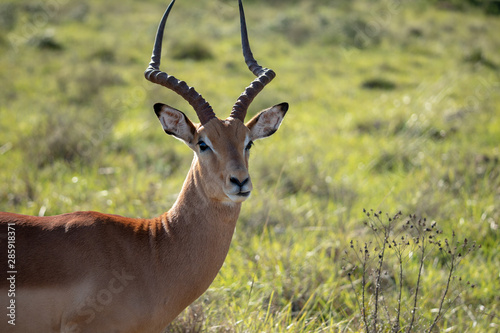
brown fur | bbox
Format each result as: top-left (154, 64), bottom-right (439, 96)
top-left (0, 106), bottom-right (287, 333)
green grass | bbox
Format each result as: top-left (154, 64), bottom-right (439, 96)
top-left (1, 0), bottom-right (499, 331)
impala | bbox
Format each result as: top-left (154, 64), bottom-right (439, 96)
top-left (0, 0), bottom-right (287, 332)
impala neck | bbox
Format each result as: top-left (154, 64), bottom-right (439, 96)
top-left (169, 157), bottom-right (242, 228)
top-left (160, 156), bottom-right (242, 271)
top-left (146, 157), bottom-right (242, 323)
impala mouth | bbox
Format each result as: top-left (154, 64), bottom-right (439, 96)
top-left (237, 191), bottom-right (251, 197)
top-left (226, 190), bottom-right (251, 203)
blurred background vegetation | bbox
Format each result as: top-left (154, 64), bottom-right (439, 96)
top-left (0, 0), bottom-right (499, 331)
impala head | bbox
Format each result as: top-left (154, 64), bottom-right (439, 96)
top-left (145, 0), bottom-right (288, 203)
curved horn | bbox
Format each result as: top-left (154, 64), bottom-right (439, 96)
top-left (230, 0), bottom-right (276, 122)
top-left (145, 0), bottom-right (216, 125)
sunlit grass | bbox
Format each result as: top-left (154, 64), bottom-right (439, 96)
top-left (1, 0), bottom-right (499, 331)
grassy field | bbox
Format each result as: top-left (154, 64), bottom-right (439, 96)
top-left (1, 0), bottom-right (499, 331)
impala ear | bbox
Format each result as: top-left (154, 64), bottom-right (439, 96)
top-left (246, 103), bottom-right (288, 141)
top-left (154, 103), bottom-right (196, 144)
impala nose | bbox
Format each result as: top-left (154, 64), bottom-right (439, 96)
top-left (229, 176), bottom-right (249, 188)
top-left (228, 175), bottom-right (252, 199)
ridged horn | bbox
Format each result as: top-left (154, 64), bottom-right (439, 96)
top-left (230, 0), bottom-right (276, 122)
top-left (145, 0), bottom-right (216, 125)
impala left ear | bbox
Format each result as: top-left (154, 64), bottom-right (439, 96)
top-left (154, 103), bottom-right (196, 144)
top-left (246, 103), bottom-right (288, 141)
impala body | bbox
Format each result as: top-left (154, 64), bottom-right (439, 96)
top-left (0, 0), bottom-right (287, 332)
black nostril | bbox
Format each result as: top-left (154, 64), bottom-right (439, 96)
top-left (230, 177), bottom-right (249, 187)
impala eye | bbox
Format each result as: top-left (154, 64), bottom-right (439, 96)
top-left (245, 141), bottom-right (254, 151)
top-left (198, 140), bottom-right (210, 152)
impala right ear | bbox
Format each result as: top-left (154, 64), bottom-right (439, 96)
top-left (246, 102), bottom-right (288, 141)
top-left (154, 103), bottom-right (196, 144)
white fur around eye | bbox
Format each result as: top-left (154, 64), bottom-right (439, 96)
top-left (243, 135), bottom-right (252, 154)
top-left (203, 136), bottom-right (213, 149)
top-left (198, 136), bottom-right (215, 154)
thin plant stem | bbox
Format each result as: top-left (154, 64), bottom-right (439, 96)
top-left (361, 245), bottom-right (369, 333)
top-left (427, 259), bottom-right (454, 332)
top-left (393, 249), bottom-right (404, 333)
top-left (407, 236), bottom-right (426, 332)
top-left (348, 274), bottom-right (363, 320)
top-left (372, 227), bottom-right (388, 332)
